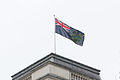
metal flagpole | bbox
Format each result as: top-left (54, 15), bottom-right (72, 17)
top-left (54, 15), bottom-right (56, 54)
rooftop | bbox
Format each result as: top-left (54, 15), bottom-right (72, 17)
top-left (11, 53), bottom-right (101, 80)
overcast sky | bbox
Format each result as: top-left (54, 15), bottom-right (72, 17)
top-left (0, 0), bottom-right (120, 80)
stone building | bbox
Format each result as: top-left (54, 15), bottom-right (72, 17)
top-left (11, 53), bottom-right (101, 80)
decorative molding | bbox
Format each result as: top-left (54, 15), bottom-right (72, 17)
top-left (23, 75), bottom-right (32, 80)
top-left (37, 73), bottom-right (68, 80)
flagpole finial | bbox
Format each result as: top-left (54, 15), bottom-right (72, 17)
top-left (53, 15), bottom-right (55, 18)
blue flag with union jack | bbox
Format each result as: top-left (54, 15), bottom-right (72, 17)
top-left (55, 18), bottom-right (85, 46)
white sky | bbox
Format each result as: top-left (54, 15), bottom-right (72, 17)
top-left (0, 0), bottom-right (120, 80)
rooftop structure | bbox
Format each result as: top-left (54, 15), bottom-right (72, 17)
top-left (11, 53), bottom-right (101, 80)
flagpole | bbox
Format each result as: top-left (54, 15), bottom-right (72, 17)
top-left (54, 15), bottom-right (56, 54)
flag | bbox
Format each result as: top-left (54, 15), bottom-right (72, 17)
top-left (55, 18), bottom-right (85, 46)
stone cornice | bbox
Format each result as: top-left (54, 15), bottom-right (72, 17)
top-left (37, 73), bottom-right (68, 80)
top-left (11, 53), bottom-right (101, 80)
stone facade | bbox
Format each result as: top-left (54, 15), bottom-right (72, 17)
top-left (11, 53), bottom-right (101, 80)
